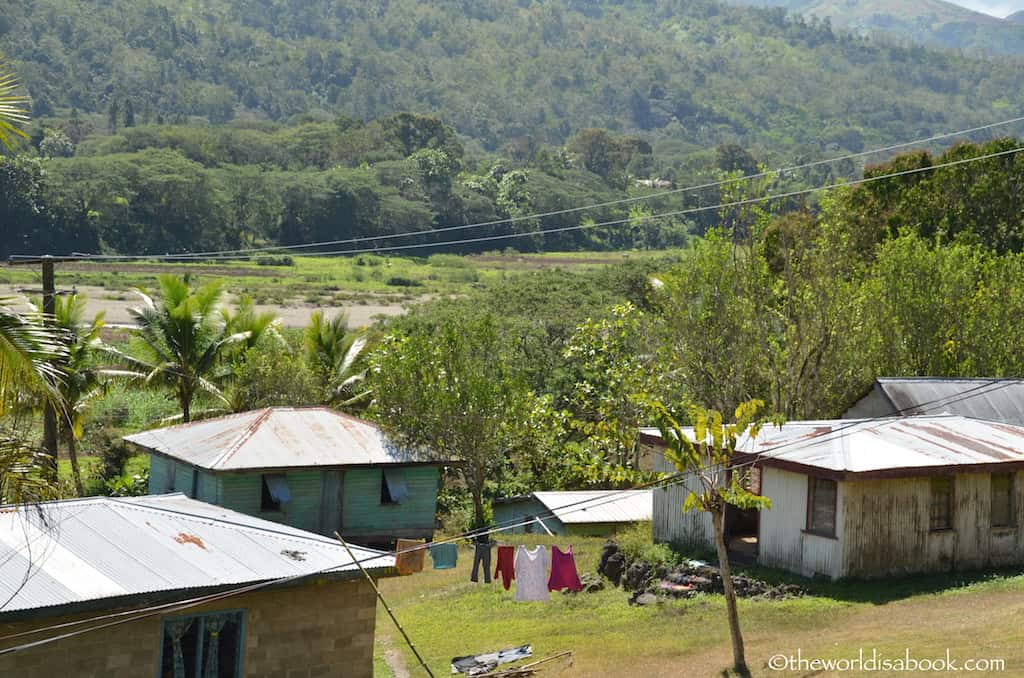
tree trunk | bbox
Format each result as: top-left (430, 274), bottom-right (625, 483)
top-left (470, 485), bottom-right (486, 530)
top-left (65, 426), bottom-right (84, 496)
top-left (712, 506), bottom-right (748, 676)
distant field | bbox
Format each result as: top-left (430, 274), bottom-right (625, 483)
top-left (0, 250), bottom-right (676, 329)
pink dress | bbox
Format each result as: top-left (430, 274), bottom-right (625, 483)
top-left (547, 546), bottom-right (583, 592)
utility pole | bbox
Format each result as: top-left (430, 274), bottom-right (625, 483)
top-left (40, 256), bottom-right (59, 481)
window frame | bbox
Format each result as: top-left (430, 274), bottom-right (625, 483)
top-left (991, 472), bottom-right (1015, 529)
top-left (157, 609), bottom-right (246, 678)
top-left (929, 476), bottom-right (955, 532)
top-left (260, 474), bottom-right (290, 512)
top-left (804, 475), bottom-right (838, 539)
top-left (380, 468), bottom-right (408, 505)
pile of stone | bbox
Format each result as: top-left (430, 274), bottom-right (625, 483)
top-left (597, 540), bottom-right (806, 605)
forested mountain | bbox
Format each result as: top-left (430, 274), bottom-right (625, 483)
top-left (727, 0), bottom-right (1024, 56)
top-left (5, 0), bottom-right (1024, 156)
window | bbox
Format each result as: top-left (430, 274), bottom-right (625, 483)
top-left (380, 468), bottom-right (408, 505)
top-left (930, 476), bottom-right (955, 531)
top-left (159, 610), bottom-right (244, 678)
top-left (806, 477), bottom-right (837, 537)
top-left (260, 474), bottom-right (290, 512)
top-left (991, 473), bottom-right (1015, 528)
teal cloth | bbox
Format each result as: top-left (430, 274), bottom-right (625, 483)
top-left (429, 542), bottom-right (458, 569)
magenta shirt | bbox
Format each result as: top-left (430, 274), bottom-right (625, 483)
top-left (547, 545), bottom-right (583, 592)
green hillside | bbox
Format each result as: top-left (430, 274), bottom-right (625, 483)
top-left (729, 0), bottom-right (1024, 55)
top-left (5, 0), bottom-right (1024, 155)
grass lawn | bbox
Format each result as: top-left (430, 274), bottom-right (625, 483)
top-left (373, 534), bottom-right (1024, 677)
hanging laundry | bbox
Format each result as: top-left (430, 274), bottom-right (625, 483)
top-left (493, 545), bottom-right (515, 590)
top-left (513, 545), bottom-right (550, 602)
top-left (547, 545), bottom-right (582, 592)
top-left (428, 541), bottom-right (458, 570)
top-left (470, 531), bottom-right (493, 583)
top-left (394, 538), bottom-right (425, 575)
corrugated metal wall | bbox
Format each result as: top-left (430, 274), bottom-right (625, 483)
top-left (341, 467), bottom-right (440, 539)
top-left (758, 468), bottom-right (808, 574)
top-left (173, 462), bottom-right (195, 497)
top-left (841, 471), bottom-right (1024, 578)
top-left (651, 451), bottom-right (714, 549)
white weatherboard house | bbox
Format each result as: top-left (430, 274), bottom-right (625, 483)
top-left (645, 415), bottom-right (1024, 579)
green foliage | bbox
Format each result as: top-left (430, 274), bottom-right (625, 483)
top-left (228, 333), bottom-right (318, 412)
top-left (105, 468), bottom-right (149, 497)
top-left (615, 521), bottom-right (680, 568)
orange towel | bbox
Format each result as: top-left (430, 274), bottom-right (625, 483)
top-left (395, 539), bottom-right (426, 575)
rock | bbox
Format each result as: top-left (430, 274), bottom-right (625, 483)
top-left (628, 591), bottom-right (659, 606)
top-left (597, 540), bottom-right (620, 575)
top-left (603, 552), bottom-right (626, 586)
top-left (622, 561), bottom-right (652, 592)
top-left (572, 572), bottom-right (605, 594)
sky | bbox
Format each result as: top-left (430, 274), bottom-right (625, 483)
top-left (947, 0), bottom-right (1023, 17)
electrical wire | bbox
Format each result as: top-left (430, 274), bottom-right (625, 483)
top-left (17, 113), bottom-right (1024, 262)
top-left (43, 142), bottom-right (1024, 262)
top-left (1, 378), bottom-right (1017, 654)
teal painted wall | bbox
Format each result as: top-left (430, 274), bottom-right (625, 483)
top-left (492, 498), bottom-right (567, 536)
top-left (147, 457), bottom-right (441, 540)
top-left (149, 455), bottom-right (173, 494)
top-left (218, 470), bottom-right (322, 533)
top-left (341, 466), bottom-right (440, 538)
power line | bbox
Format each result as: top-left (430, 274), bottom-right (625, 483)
top-left (128, 142), bottom-right (1024, 260)
top-left (1, 378), bottom-right (1016, 655)
top-left (23, 113), bottom-right (1024, 262)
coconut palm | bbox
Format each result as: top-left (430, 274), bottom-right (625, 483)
top-left (0, 299), bottom-right (67, 502)
top-left (110, 276), bottom-right (249, 423)
top-left (38, 294), bottom-right (124, 495)
top-left (304, 311), bottom-right (371, 407)
top-left (0, 54), bottom-right (28, 150)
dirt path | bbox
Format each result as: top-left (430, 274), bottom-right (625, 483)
top-left (378, 627), bottom-right (413, 678)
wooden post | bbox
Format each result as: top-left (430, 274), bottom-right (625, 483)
top-left (40, 256), bottom-right (59, 482)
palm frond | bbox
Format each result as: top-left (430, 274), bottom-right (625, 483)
top-left (0, 56), bottom-right (29, 150)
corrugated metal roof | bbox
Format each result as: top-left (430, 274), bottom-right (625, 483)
top-left (124, 407), bottom-right (425, 471)
top-left (530, 491), bottom-right (652, 524)
top-left (0, 494), bottom-right (393, 616)
top-left (643, 414), bottom-right (1024, 475)
top-left (871, 378), bottom-right (1024, 425)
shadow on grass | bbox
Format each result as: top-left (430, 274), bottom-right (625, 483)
top-left (734, 561), bottom-right (1024, 605)
top-left (666, 541), bottom-right (1024, 605)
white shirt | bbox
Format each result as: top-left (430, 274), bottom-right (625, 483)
top-left (514, 545), bottom-right (550, 602)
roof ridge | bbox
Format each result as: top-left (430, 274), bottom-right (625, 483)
top-left (207, 408), bottom-right (275, 470)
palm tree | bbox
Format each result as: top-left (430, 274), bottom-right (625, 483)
top-left (304, 311), bottom-right (371, 408)
top-left (111, 276), bottom-right (249, 423)
top-left (40, 294), bottom-right (121, 495)
top-left (0, 299), bottom-right (67, 502)
top-left (0, 54), bottom-right (29, 150)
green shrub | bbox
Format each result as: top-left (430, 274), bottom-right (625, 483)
top-left (256, 255), bottom-right (294, 266)
top-left (386, 276), bottom-right (423, 287)
top-left (615, 521), bottom-right (680, 568)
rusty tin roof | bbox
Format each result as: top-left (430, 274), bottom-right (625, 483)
top-left (124, 407), bottom-right (430, 471)
top-left (642, 414), bottom-right (1024, 478)
top-left (0, 494), bottom-right (393, 617)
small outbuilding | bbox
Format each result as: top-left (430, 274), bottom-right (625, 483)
top-left (0, 493), bottom-right (395, 678)
top-left (125, 407), bottom-right (445, 545)
top-left (492, 490), bottom-right (652, 536)
top-left (647, 414), bottom-right (1024, 579)
top-left (845, 377), bottom-right (1024, 424)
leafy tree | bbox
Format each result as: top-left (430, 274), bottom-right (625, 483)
top-left (369, 311), bottom-right (543, 528)
top-left (112, 276), bottom-right (249, 422)
top-left (228, 333), bottom-right (318, 412)
top-left (649, 399), bottom-right (774, 677)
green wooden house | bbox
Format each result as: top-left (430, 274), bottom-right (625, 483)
top-left (124, 407), bottom-right (444, 545)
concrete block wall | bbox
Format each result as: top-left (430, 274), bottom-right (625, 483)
top-left (0, 578), bottom-right (378, 678)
